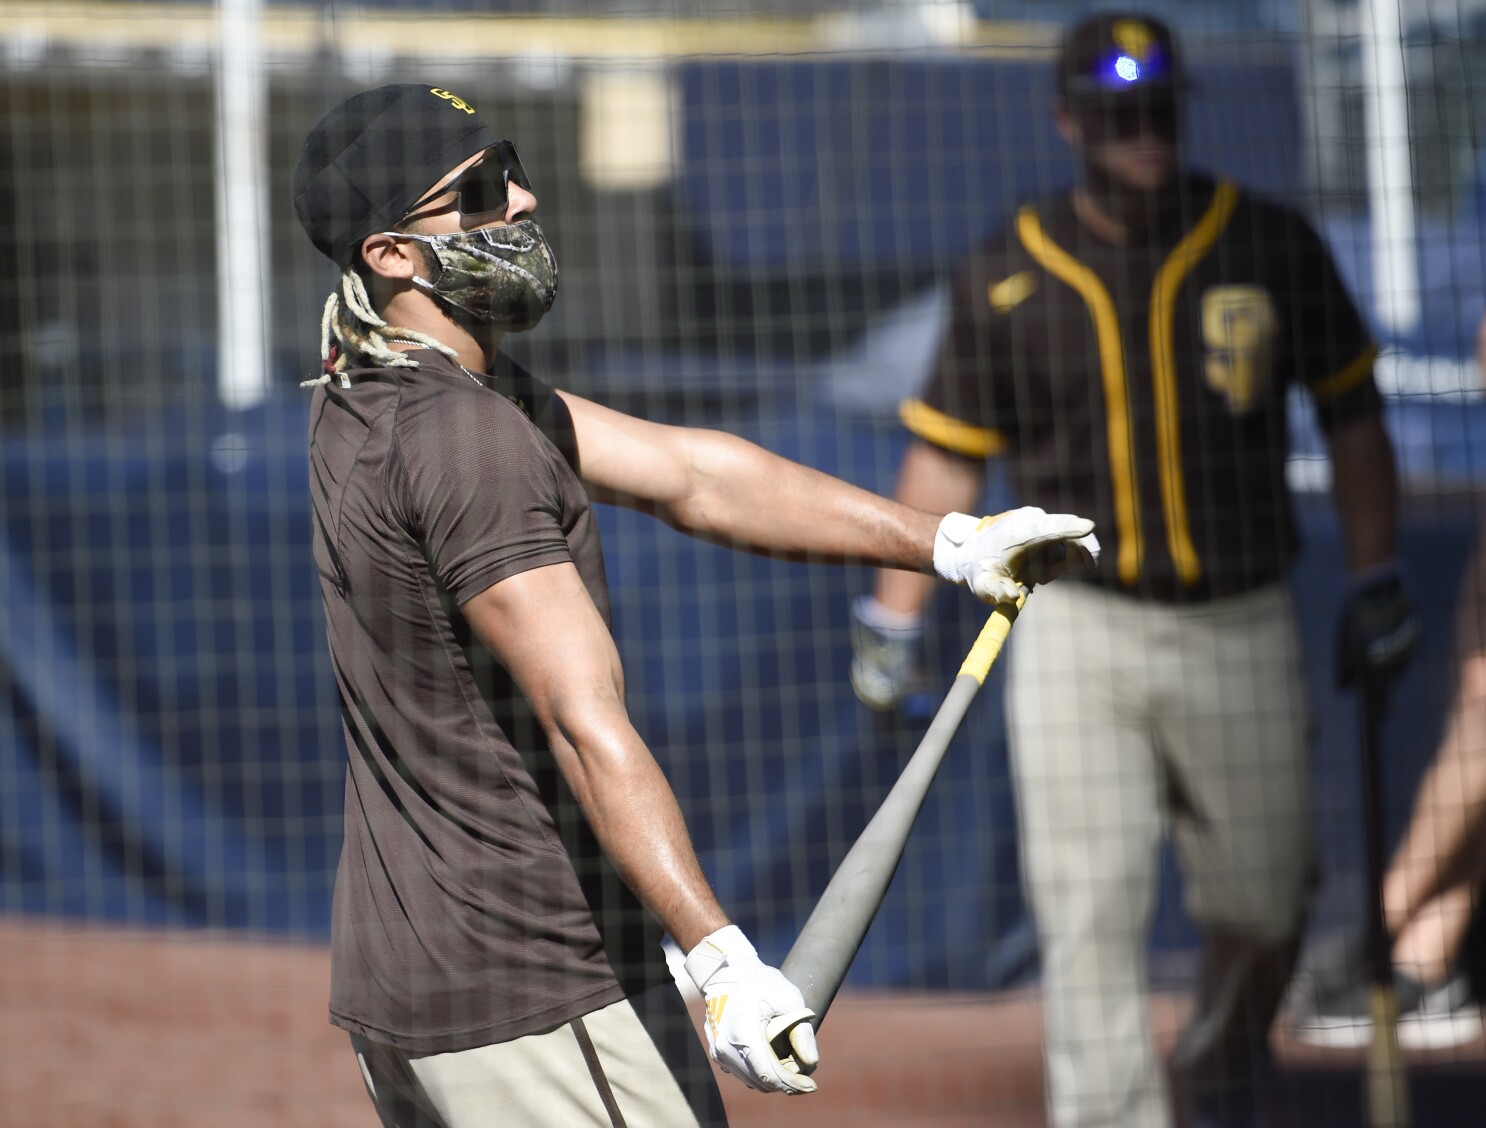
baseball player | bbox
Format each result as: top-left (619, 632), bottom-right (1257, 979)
top-left (851, 13), bottom-right (1417, 1127)
top-left (291, 84), bottom-right (1097, 1128)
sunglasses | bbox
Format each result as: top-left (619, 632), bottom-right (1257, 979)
top-left (403, 141), bottom-right (533, 221)
top-left (1073, 90), bottom-right (1179, 144)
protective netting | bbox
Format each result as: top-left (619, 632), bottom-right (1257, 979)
top-left (1, 2), bottom-right (1484, 1125)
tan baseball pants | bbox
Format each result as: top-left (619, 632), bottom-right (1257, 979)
top-left (1007, 580), bottom-right (1313, 1128)
top-left (351, 980), bottom-right (725, 1127)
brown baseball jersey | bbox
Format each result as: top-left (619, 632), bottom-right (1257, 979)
top-left (904, 173), bottom-right (1381, 602)
top-left (308, 348), bottom-right (664, 1055)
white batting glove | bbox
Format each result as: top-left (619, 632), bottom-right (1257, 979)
top-left (934, 507), bottom-right (1100, 604)
top-left (685, 925), bottom-right (819, 1095)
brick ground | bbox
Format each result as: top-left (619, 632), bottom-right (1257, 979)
top-left (2, 917), bottom-right (1481, 1127)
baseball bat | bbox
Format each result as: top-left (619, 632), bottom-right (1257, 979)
top-left (1359, 674), bottom-right (1409, 1127)
top-left (767, 594), bottom-right (1026, 1065)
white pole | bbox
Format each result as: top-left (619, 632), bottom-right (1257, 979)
top-left (214, 0), bottom-right (268, 410)
top-left (1359, 0), bottom-right (1418, 336)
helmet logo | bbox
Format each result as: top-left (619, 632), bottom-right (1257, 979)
top-left (1112, 19), bottom-right (1154, 60)
top-left (429, 88), bottom-right (476, 115)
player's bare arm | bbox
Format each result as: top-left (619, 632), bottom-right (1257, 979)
top-left (560, 389), bottom-right (1094, 595)
top-left (874, 439), bottom-right (987, 617)
top-left (559, 389), bottom-right (942, 571)
top-left (463, 559), bottom-right (822, 1094)
top-left (1329, 411), bottom-right (1417, 686)
top-left (1328, 414), bottom-right (1400, 573)
top-left (462, 560), bottom-right (728, 953)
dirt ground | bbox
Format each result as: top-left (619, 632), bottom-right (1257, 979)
top-left (2, 917), bottom-right (1482, 1127)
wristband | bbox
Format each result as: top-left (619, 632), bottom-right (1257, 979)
top-left (853, 594), bottom-right (924, 635)
top-left (684, 924), bottom-right (759, 991)
top-left (932, 512), bottom-right (985, 583)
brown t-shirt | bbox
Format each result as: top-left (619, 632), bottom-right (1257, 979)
top-left (309, 349), bottom-right (663, 1054)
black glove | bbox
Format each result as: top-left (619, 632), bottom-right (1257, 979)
top-left (1336, 566), bottom-right (1420, 688)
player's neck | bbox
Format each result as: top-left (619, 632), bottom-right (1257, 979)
top-left (384, 298), bottom-right (505, 374)
top-left (1071, 164), bottom-right (1185, 246)
top-left (437, 321), bottom-right (505, 376)
top-left (1071, 189), bottom-right (1131, 245)
top-left (1074, 185), bottom-right (1186, 245)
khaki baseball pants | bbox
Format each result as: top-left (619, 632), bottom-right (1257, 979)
top-left (351, 979), bottom-right (726, 1127)
top-left (1007, 580), bottom-right (1312, 1128)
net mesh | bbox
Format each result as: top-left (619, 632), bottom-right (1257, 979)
top-left (1, 1), bottom-right (1484, 1125)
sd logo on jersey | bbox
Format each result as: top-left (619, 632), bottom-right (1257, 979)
top-left (1201, 286), bottom-right (1277, 414)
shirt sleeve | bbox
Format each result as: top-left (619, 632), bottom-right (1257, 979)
top-left (487, 354), bottom-right (580, 471)
top-left (391, 389), bottom-right (575, 607)
top-left (900, 250), bottom-right (1016, 460)
top-left (1282, 210), bottom-right (1383, 430)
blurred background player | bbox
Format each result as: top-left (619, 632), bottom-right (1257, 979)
top-left (850, 12), bottom-right (1417, 1127)
top-left (293, 83), bottom-right (1097, 1128)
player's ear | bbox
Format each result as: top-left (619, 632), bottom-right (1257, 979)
top-left (359, 232), bottom-right (420, 281)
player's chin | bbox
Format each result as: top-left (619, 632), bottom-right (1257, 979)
top-left (1120, 160), bottom-right (1175, 193)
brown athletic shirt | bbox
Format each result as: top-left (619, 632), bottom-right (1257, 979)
top-left (309, 348), bottom-right (663, 1055)
top-left (904, 174), bottom-right (1382, 602)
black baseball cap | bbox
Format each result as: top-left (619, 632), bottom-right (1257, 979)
top-left (1056, 12), bottom-right (1184, 100)
top-left (293, 83), bottom-right (499, 266)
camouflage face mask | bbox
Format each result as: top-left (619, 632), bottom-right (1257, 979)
top-left (403, 220), bottom-right (558, 331)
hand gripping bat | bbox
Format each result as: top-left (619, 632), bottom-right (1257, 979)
top-left (767, 594), bottom-right (1026, 1067)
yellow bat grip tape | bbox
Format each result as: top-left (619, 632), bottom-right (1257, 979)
top-left (957, 592), bottom-right (1027, 685)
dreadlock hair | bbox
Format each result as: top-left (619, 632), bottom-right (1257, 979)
top-left (300, 260), bottom-right (457, 388)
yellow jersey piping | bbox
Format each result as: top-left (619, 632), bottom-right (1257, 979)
top-left (899, 399), bottom-right (1007, 459)
top-left (1016, 205), bottom-right (1143, 585)
top-left (1310, 344), bottom-right (1379, 402)
top-left (1149, 180), bottom-right (1240, 587)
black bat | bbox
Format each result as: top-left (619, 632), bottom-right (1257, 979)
top-left (1360, 674), bottom-right (1409, 1126)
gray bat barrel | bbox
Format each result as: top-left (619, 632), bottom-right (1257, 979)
top-left (779, 598), bottom-right (1023, 1027)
